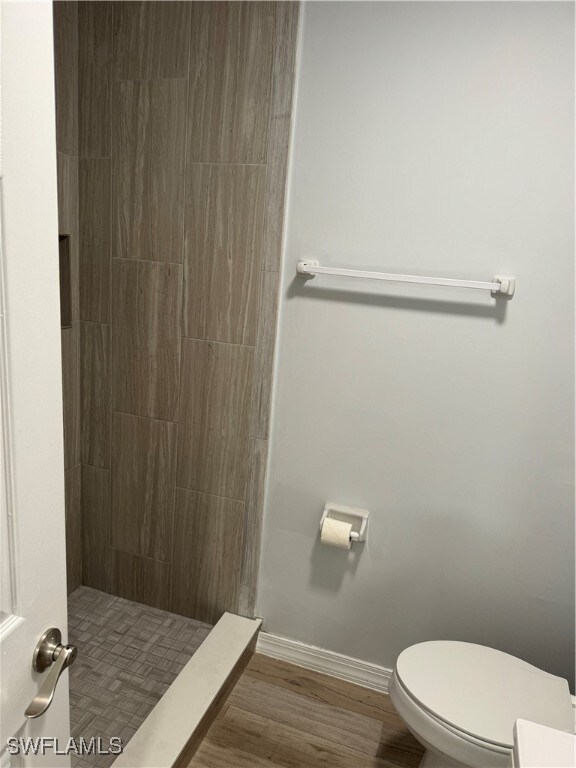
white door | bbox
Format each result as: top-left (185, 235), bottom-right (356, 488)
top-left (1, 1), bottom-right (71, 765)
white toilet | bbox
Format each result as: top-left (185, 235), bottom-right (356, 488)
top-left (389, 641), bottom-right (574, 768)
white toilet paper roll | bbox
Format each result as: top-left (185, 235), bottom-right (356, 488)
top-left (320, 518), bottom-right (353, 550)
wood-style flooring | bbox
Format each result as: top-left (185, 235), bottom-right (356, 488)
top-left (188, 653), bottom-right (425, 768)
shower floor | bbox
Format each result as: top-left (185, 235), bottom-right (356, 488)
top-left (68, 586), bottom-right (212, 768)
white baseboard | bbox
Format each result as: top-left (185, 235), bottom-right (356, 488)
top-left (256, 631), bottom-right (393, 694)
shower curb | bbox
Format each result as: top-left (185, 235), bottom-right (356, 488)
top-left (111, 613), bottom-right (261, 768)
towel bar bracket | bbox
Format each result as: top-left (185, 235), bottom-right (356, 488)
top-left (297, 260), bottom-right (515, 297)
top-left (492, 276), bottom-right (516, 297)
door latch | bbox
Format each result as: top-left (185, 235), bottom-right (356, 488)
top-left (25, 627), bottom-right (77, 718)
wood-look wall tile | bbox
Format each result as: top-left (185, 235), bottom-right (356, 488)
top-left (111, 549), bottom-right (171, 611)
top-left (53, 2), bottom-right (78, 155)
top-left (79, 2), bottom-right (113, 158)
top-left (111, 412), bottom-right (176, 562)
top-left (187, 2), bottom-right (274, 164)
top-left (184, 164), bottom-right (265, 345)
top-left (273, 2), bottom-right (300, 75)
top-left (56, 152), bottom-right (79, 236)
top-left (82, 464), bottom-right (111, 592)
top-left (239, 438), bottom-right (268, 617)
top-left (177, 339), bottom-right (253, 500)
top-left (250, 271), bottom-right (280, 440)
top-left (79, 159), bottom-right (111, 323)
top-left (56, 152), bottom-right (80, 321)
top-left (61, 325), bottom-right (80, 469)
top-left (65, 464), bottom-right (82, 595)
top-left (113, 80), bottom-right (186, 263)
top-left (114, 1), bottom-right (192, 80)
top-left (112, 259), bottom-right (182, 421)
top-left (81, 322), bottom-right (111, 468)
top-left (171, 488), bottom-right (244, 623)
top-left (262, 73), bottom-right (295, 273)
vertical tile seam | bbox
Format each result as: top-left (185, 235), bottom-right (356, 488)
top-left (238, 0), bottom-right (279, 616)
top-left (250, 2), bottom-right (300, 607)
top-left (242, 2), bottom-right (300, 611)
top-left (78, 315), bottom-right (85, 469)
top-left (74, 317), bottom-right (82, 472)
top-left (58, 141), bottom-right (81, 482)
top-left (108, 0), bottom-right (116, 588)
top-left (169, 0), bottom-right (195, 613)
top-left (76, 3), bottom-right (113, 584)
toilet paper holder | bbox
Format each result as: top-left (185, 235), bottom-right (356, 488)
top-left (319, 503), bottom-right (370, 543)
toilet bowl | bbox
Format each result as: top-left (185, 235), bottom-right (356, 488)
top-left (388, 641), bottom-right (574, 768)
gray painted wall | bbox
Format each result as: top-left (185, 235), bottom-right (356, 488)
top-left (259, 1), bottom-right (575, 689)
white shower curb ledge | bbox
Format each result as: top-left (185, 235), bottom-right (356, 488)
top-left (257, 631), bottom-right (393, 693)
top-left (112, 613), bottom-right (261, 768)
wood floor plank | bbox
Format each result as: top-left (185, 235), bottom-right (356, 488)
top-left (190, 738), bottom-right (284, 768)
top-left (227, 676), bottom-right (422, 766)
top-left (187, 656), bottom-right (424, 768)
top-left (192, 706), bottom-right (407, 768)
top-left (245, 653), bottom-right (401, 723)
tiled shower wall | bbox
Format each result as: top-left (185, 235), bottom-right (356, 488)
top-left (55, 1), bottom-right (298, 622)
top-left (54, 2), bottom-right (82, 595)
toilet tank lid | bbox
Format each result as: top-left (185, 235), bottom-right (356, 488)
top-left (395, 641), bottom-right (574, 748)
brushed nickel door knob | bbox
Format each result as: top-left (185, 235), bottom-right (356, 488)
top-left (25, 627), bottom-right (77, 718)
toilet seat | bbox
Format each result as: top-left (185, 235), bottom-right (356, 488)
top-left (389, 672), bottom-right (512, 768)
top-left (394, 641), bottom-right (574, 748)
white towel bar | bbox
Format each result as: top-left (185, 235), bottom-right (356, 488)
top-left (296, 260), bottom-right (515, 297)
